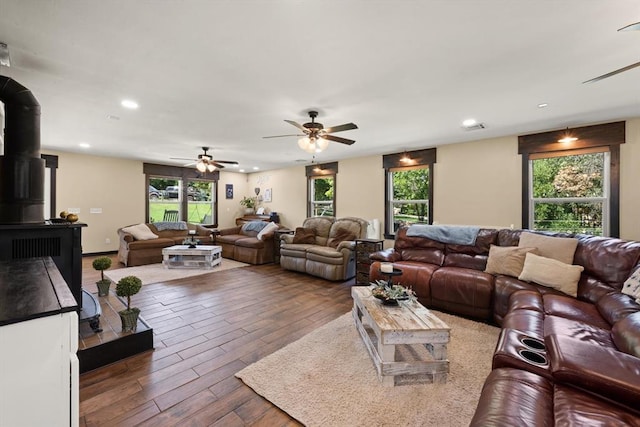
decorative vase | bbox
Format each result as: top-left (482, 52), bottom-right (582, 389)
top-left (96, 279), bottom-right (111, 297)
top-left (244, 208), bottom-right (254, 215)
top-left (119, 308), bottom-right (141, 333)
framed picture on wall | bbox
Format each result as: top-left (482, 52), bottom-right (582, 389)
top-left (264, 188), bottom-right (272, 202)
top-left (225, 184), bottom-right (233, 199)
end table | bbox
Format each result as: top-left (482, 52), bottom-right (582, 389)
top-left (355, 238), bottom-right (384, 285)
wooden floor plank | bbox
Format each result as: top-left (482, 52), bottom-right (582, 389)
top-left (80, 257), bottom-right (353, 426)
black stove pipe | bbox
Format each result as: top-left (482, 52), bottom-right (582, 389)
top-left (0, 75), bottom-right (45, 224)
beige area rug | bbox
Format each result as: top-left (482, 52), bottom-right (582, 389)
top-left (105, 258), bottom-right (249, 284)
top-left (236, 310), bottom-right (500, 427)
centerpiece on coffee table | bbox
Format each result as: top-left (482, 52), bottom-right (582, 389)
top-left (370, 279), bottom-right (416, 306)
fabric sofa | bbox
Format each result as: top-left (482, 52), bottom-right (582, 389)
top-left (215, 221), bottom-right (279, 265)
top-left (280, 216), bottom-right (368, 281)
top-left (117, 221), bottom-right (211, 267)
top-left (369, 225), bottom-right (640, 425)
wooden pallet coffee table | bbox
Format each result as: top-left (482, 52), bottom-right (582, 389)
top-left (351, 286), bottom-right (450, 386)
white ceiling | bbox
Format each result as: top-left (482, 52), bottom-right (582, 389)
top-left (1, 0), bottom-right (639, 173)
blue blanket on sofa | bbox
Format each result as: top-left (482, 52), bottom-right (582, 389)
top-left (406, 224), bottom-right (480, 245)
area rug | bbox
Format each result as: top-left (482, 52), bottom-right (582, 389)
top-left (236, 310), bottom-right (500, 427)
top-left (105, 258), bottom-right (249, 285)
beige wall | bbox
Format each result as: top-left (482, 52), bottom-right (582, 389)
top-left (620, 118), bottom-right (640, 240)
top-left (48, 117), bottom-right (640, 254)
top-left (47, 150), bottom-right (145, 254)
top-left (433, 135), bottom-right (521, 229)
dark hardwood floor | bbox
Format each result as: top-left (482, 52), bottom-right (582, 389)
top-left (79, 255), bottom-right (355, 426)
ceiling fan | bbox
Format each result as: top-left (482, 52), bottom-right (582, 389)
top-left (583, 21), bottom-right (640, 83)
top-left (171, 147), bottom-right (238, 172)
top-left (263, 110), bottom-right (358, 153)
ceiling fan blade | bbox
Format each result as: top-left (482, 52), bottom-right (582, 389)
top-left (583, 60), bottom-right (640, 83)
top-left (170, 157), bottom-right (196, 161)
top-left (262, 133), bottom-right (306, 139)
top-left (323, 123), bottom-right (358, 133)
top-left (619, 21), bottom-right (640, 32)
top-left (284, 120), bottom-right (309, 132)
top-left (211, 162), bottom-right (226, 169)
top-left (322, 134), bottom-right (356, 145)
top-left (213, 160), bottom-right (238, 164)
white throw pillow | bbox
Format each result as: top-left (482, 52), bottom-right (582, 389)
top-left (121, 223), bottom-right (158, 241)
top-left (257, 222), bottom-right (279, 241)
top-left (518, 252), bottom-right (584, 297)
top-left (622, 269), bottom-right (640, 304)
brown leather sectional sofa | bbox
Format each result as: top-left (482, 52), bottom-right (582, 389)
top-left (370, 226), bottom-right (640, 425)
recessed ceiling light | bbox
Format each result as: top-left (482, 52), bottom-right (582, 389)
top-left (107, 114), bottom-right (120, 120)
top-left (252, 166), bottom-right (259, 170)
top-left (121, 99), bottom-right (139, 109)
top-left (78, 143), bottom-right (90, 149)
top-left (232, 164), bottom-right (239, 168)
top-left (537, 103), bottom-right (549, 108)
top-left (239, 169), bottom-right (245, 173)
top-left (462, 119), bottom-right (477, 127)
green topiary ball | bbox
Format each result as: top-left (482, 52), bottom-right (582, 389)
top-left (115, 275), bottom-right (142, 297)
top-left (92, 256), bottom-right (112, 271)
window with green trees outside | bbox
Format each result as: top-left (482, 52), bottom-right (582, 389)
top-left (388, 167), bottom-right (429, 234)
top-left (309, 176), bottom-right (334, 217)
top-left (530, 150), bottom-right (608, 236)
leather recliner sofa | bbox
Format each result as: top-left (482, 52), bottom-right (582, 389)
top-left (280, 216), bottom-right (368, 281)
top-left (215, 221), bottom-right (280, 265)
top-left (369, 226), bottom-right (640, 424)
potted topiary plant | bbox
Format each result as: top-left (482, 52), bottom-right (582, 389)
top-left (115, 275), bottom-right (143, 332)
top-left (240, 196), bottom-right (256, 214)
top-left (92, 256), bottom-right (113, 297)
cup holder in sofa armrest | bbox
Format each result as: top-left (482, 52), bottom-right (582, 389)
top-left (518, 349), bottom-right (549, 366)
top-left (520, 337), bottom-right (546, 351)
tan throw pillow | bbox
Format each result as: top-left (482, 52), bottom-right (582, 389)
top-left (484, 245), bottom-right (538, 277)
top-left (121, 223), bottom-right (158, 241)
top-left (293, 227), bottom-right (316, 244)
top-left (518, 232), bottom-right (578, 265)
top-left (328, 229), bottom-right (357, 249)
top-left (518, 252), bottom-right (584, 297)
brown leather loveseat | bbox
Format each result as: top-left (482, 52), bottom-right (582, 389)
top-left (370, 226), bottom-right (640, 424)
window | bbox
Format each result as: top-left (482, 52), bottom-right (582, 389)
top-left (519, 121), bottom-right (624, 237)
top-left (383, 148), bottom-right (436, 238)
top-left (530, 150), bottom-right (608, 235)
top-left (144, 163), bottom-right (219, 226)
top-left (187, 180), bottom-right (214, 224)
top-left (306, 162), bottom-right (337, 217)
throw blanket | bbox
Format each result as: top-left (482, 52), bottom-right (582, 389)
top-left (407, 224), bottom-right (480, 245)
top-left (153, 221), bottom-right (188, 231)
top-left (241, 221), bottom-right (269, 233)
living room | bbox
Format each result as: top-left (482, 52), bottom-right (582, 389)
top-left (1, 1), bottom-right (640, 426)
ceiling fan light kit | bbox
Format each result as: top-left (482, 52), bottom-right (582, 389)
top-left (264, 110), bottom-right (358, 153)
top-left (171, 146), bottom-right (238, 172)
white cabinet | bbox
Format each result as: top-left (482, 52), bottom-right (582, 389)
top-left (0, 310), bottom-right (79, 427)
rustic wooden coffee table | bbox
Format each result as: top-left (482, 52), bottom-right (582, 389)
top-left (351, 286), bottom-right (450, 386)
top-left (162, 245), bottom-right (222, 269)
